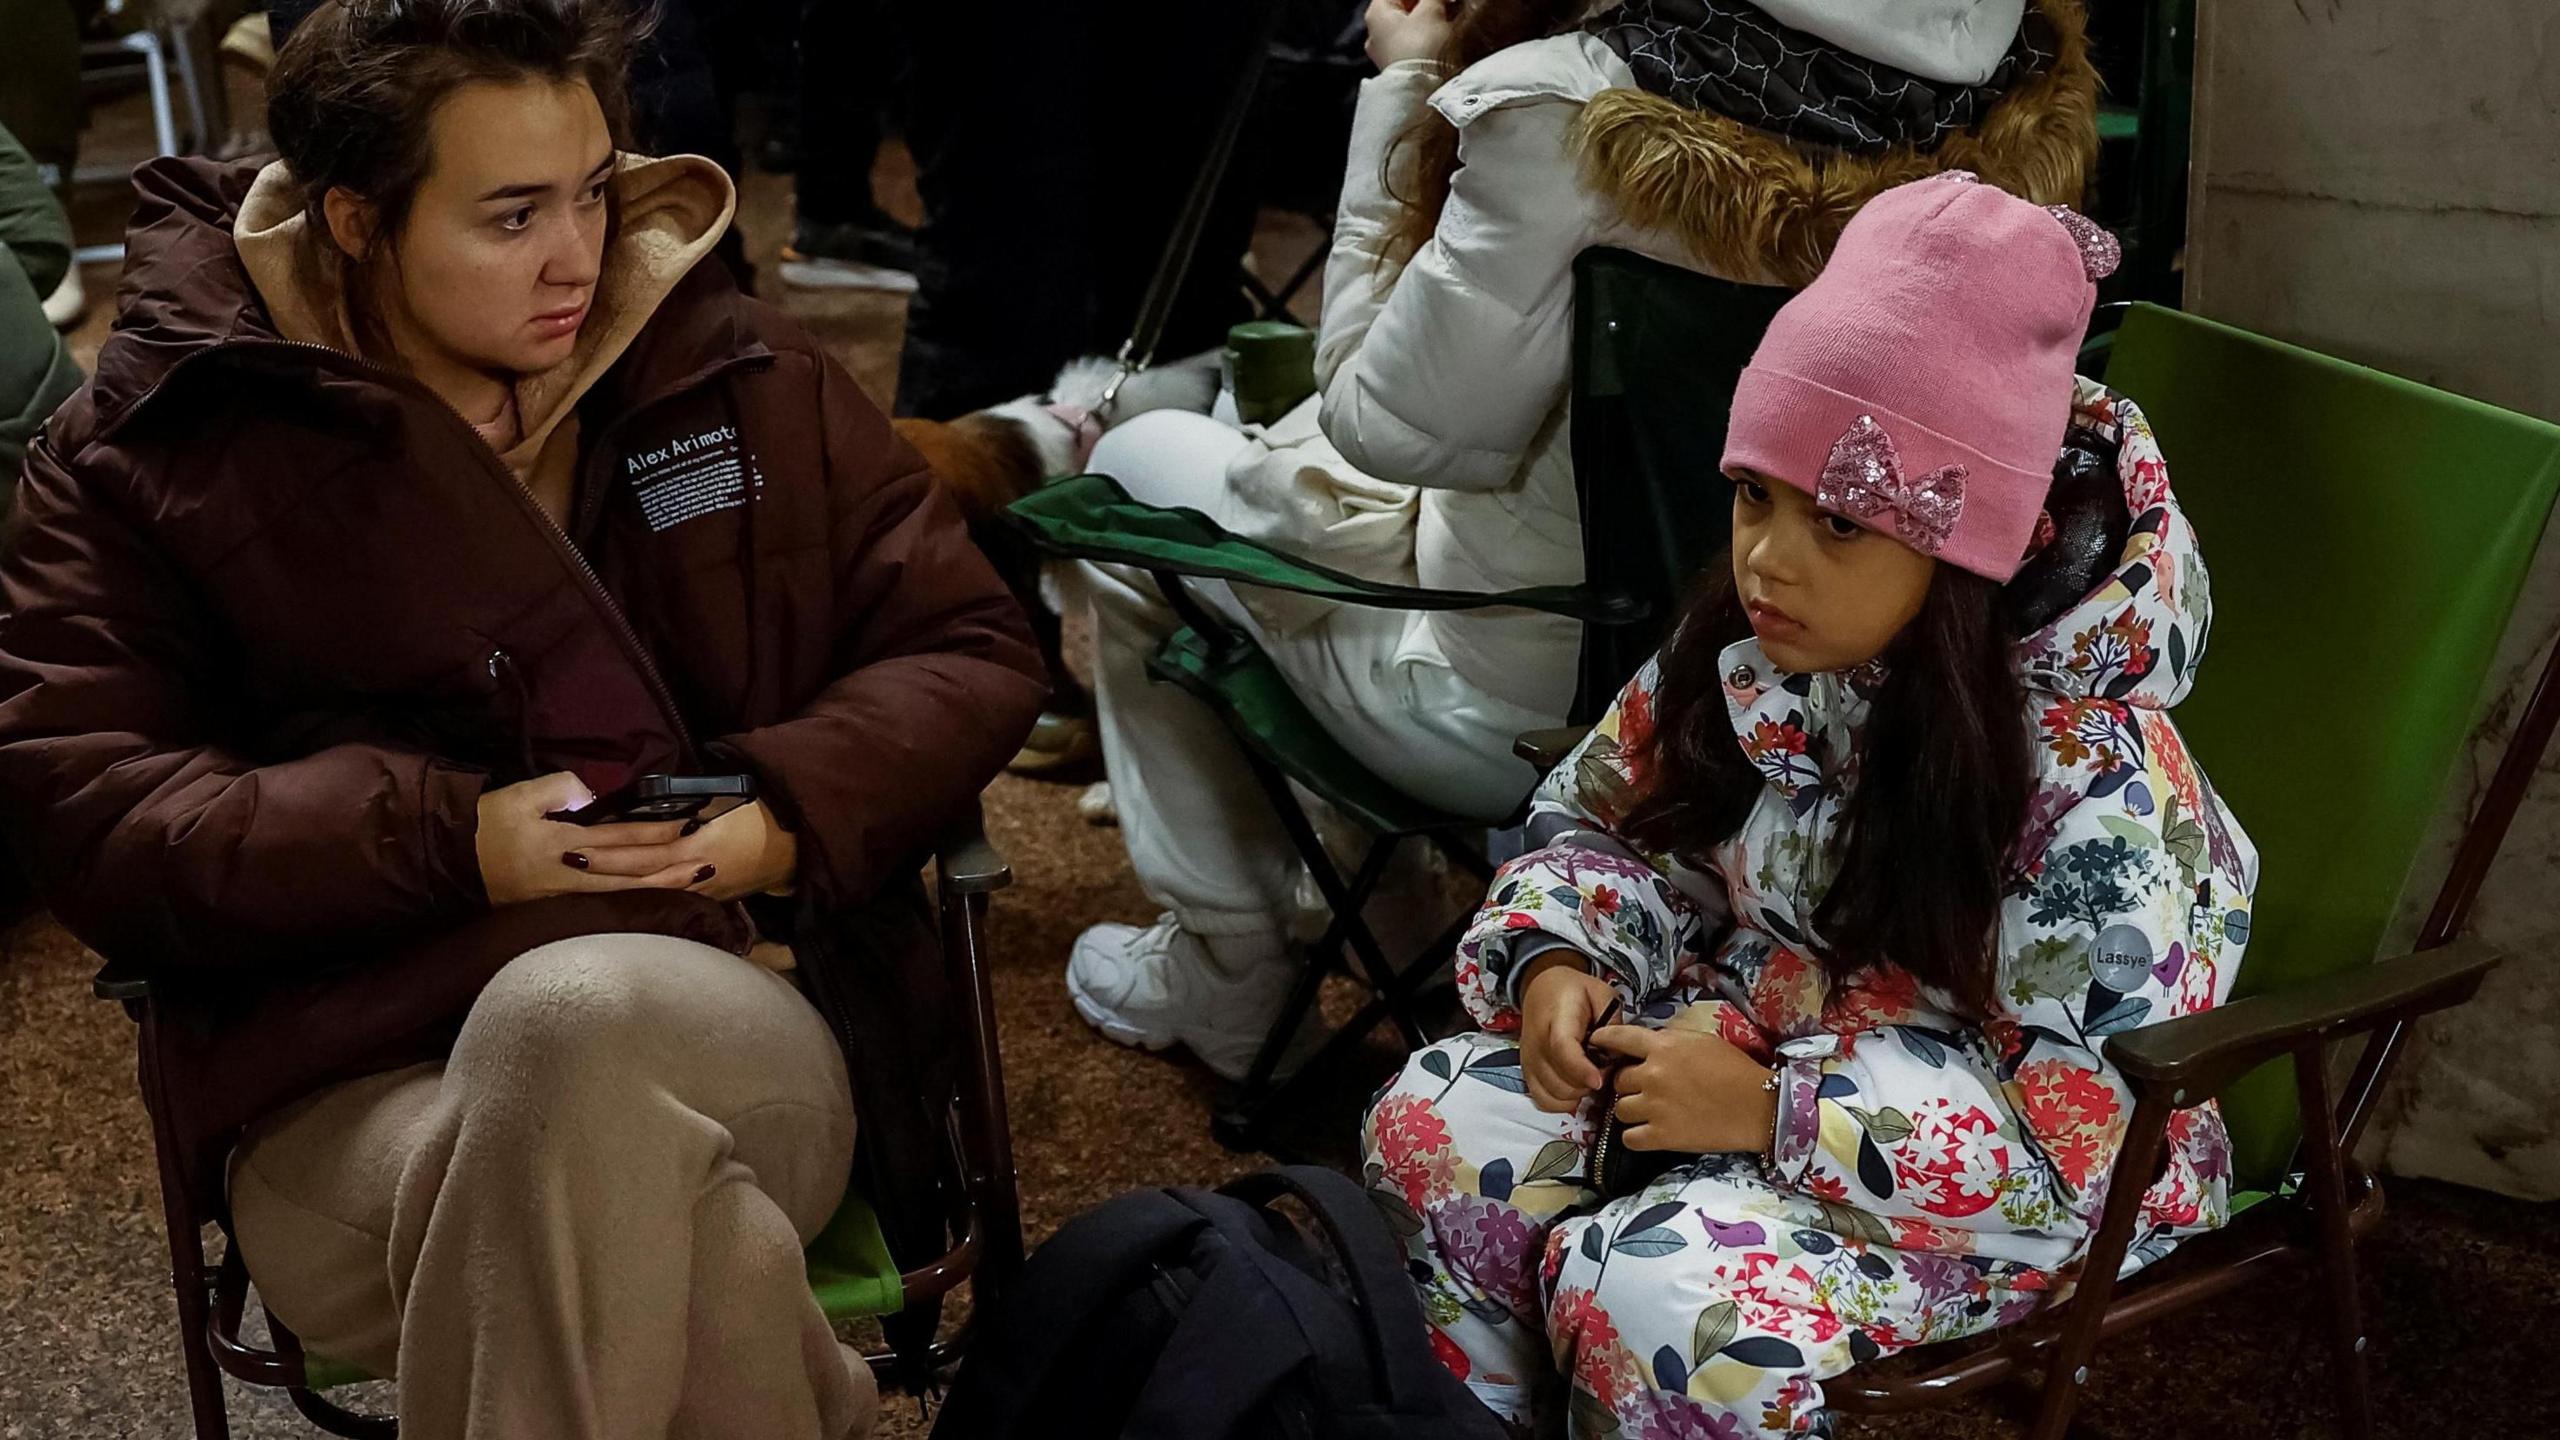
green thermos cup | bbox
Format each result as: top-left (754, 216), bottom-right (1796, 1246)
top-left (1224, 321), bottom-right (1318, 426)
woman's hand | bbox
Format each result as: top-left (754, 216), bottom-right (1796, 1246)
top-left (475, 773), bottom-right (797, 906)
top-left (1519, 949), bottom-right (1618, 1114)
top-left (562, 795), bottom-right (799, 903)
top-left (1590, 1025), bottom-right (1779, 1155)
top-left (1366, 0), bottom-right (1454, 70)
top-left (477, 773), bottom-right (699, 905)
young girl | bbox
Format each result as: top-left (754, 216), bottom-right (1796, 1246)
top-left (1362, 173), bottom-right (2257, 1438)
top-left (1070, 0), bottom-right (2100, 1082)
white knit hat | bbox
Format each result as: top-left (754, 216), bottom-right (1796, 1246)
top-left (1749, 0), bottom-right (2027, 85)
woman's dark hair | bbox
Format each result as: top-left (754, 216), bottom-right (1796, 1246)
top-left (1380, 0), bottom-right (1588, 265)
top-left (264, 0), bottom-right (648, 360)
top-left (1620, 565), bottom-right (2035, 1018)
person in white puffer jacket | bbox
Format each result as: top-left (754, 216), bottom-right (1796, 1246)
top-left (1068, 0), bottom-right (2099, 1081)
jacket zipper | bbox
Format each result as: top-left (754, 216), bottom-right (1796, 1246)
top-left (485, 648), bottom-right (539, 780)
top-left (105, 339), bottom-right (769, 766)
top-left (1590, 1104), bottom-right (1617, 1189)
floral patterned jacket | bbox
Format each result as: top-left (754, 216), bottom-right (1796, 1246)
top-left (1457, 381), bottom-right (2259, 1274)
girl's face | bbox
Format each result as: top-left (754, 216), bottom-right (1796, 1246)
top-left (1729, 470), bottom-right (1937, 673)
top-left (327, 77), bottom-right (613, 393)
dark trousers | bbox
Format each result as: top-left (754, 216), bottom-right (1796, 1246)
top-left (794, 0), bottom-right (901, 227)
top-left (892, 0), bottom-right (1266, 418)
top-left (0, 0), bottom-right (84, 184)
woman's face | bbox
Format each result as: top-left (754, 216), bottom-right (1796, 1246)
top-left (331, 78), bottom-right (614, 386)
top-left (1729, 470), bottom-right (1937, 673)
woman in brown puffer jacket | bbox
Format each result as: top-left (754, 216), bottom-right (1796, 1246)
top-left (0, 3), bottom-right (1042, 1436)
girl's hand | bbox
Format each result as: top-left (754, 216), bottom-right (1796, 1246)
top-left (562, 796), bottom-right (800, 903)
top-left (1519, 949), bottom-right (1617, 1114)
top-left (475, 772), bottom-right (706, 905)
top-left (1590, 1025), bottom-right (1779, 1154)
top-left (1366, 0), bottom-right (1454, 70)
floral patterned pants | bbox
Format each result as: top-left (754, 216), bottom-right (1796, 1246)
top-left (1364, 1033), bottom-right (2052, 1439)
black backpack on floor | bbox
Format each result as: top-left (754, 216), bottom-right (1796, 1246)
top-left (930, 1165), bottom-right (1507, 1440)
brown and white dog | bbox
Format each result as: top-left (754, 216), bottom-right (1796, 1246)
top-left (893, 353), bottom-right (1222, 772)
top-left (892, 352), bottom-right (1220, 540)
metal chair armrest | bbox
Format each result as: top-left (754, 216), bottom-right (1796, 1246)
top-left (936, 804), bottom-right (1012, 895)
top-left (1514, 725), bottom-right (1595, 773)
top-left (2103, 937), bottom-right (2504, 1103)
top-left (93, 958), bottom-right (153, 1003)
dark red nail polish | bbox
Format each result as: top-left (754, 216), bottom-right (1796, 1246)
top-left (693, 864), bottom-right (717, 885)
top-left (562, 851), bottom-right (589, 870)
top-left (680, 818), bottom-right (706, 837)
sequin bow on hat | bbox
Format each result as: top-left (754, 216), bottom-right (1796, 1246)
top-left (1816, 415), bottom-right (1969, 555)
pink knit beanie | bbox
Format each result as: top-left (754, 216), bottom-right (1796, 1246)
top-left (1721, 172), bottom-right (2118, 582)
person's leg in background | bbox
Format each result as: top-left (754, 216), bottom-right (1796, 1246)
top-left (780, 0), bottom-right (918, 294)
top-left (1065, 410), bottom-right (1296, 1075)
top-left (1066, 410), bottom-right (1551, 1076)
top-left (229, 936), bottom-right (871, 1440)
top-left (0, 0), bottom-right (80, 188)
top-left (0, 0), bottom-right (87, 327)
top-left (1079, 0), bottom-right (1265, 364)
top-left (892, 0), bottom-right (1265, 419)
top-left (628, 0), bottom-right (756, 292)
top-left (891, 0), bottom-right (1093, 418)
top-left (2, 121), bottom-right (82, 485)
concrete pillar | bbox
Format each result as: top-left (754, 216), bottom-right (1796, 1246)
top-left (2186, 1), bottom-right (2560, 1198)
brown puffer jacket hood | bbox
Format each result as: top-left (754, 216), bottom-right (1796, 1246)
top-left (0, 155), bottom-right (1045, 1218)
top-left (229, 151), bottom-right (735, 474)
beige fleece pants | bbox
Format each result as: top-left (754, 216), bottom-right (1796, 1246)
top-left (229, 934), bottom-right (874, 1440)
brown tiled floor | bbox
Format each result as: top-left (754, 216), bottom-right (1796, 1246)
top-left (7, 84), bottom-right (2555, 1440)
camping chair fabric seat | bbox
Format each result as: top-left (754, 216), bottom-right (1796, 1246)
top-left (805, 1189), bottom-right (906, 1323)
top-left (2104, 305), bottom-right (2560, 1188)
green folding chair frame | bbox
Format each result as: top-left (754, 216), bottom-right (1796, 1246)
top-left (1006, 254), bottom-right (1790, 1148)
top-left (1011, 472), bottom-right (1630, 1148)
top-left (1827, 306), bottom-right (2558, 1436)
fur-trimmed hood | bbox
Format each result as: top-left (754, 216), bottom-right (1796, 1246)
top-left (1305, 2), bottom-right (2098, 716)
top-left (1432, 0), bottom-right (2096, 287)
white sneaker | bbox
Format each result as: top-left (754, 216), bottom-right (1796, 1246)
top-left (1076, 780), bottom-right (1117, 827)
top-left (776, 252), bottom-right (920, 295)
top-left (1066, 915), bottom-right (1307, 1081)
top-left (41, 267), bottom-right (84, 330)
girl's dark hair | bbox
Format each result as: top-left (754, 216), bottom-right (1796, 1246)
top-left (1380, 0), bottom-right (1587, 265)
top-left (264, 0), bottom-right (648, 360)
top-left (1620, 566), bottom-right (2034, 1018)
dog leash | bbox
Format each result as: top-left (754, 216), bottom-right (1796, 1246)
top-left (1095, 0), bottom-right (1296, 422)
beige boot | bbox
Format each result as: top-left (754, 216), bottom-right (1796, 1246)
top-left (220, 14), bottom-right (275, 74)
top-left (40, 267), bottom-right (83, 331)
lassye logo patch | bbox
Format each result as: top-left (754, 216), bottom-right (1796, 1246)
top-left (623, 422), bottom-right (760, 532)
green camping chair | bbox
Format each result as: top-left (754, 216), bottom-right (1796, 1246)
top-left (97, 814), bottom-right (1023, 1439)
top-left (1523, 301), bottom-right (2559, 1439)
top-left (1006, 252), bottom-right (1789, 1149)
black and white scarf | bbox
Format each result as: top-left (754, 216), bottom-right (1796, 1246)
top-left (1587, 0), bottom-right (2054, 153)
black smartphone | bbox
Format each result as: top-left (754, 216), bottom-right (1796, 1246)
top-left (553, 773), bottom-right (757, 827)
